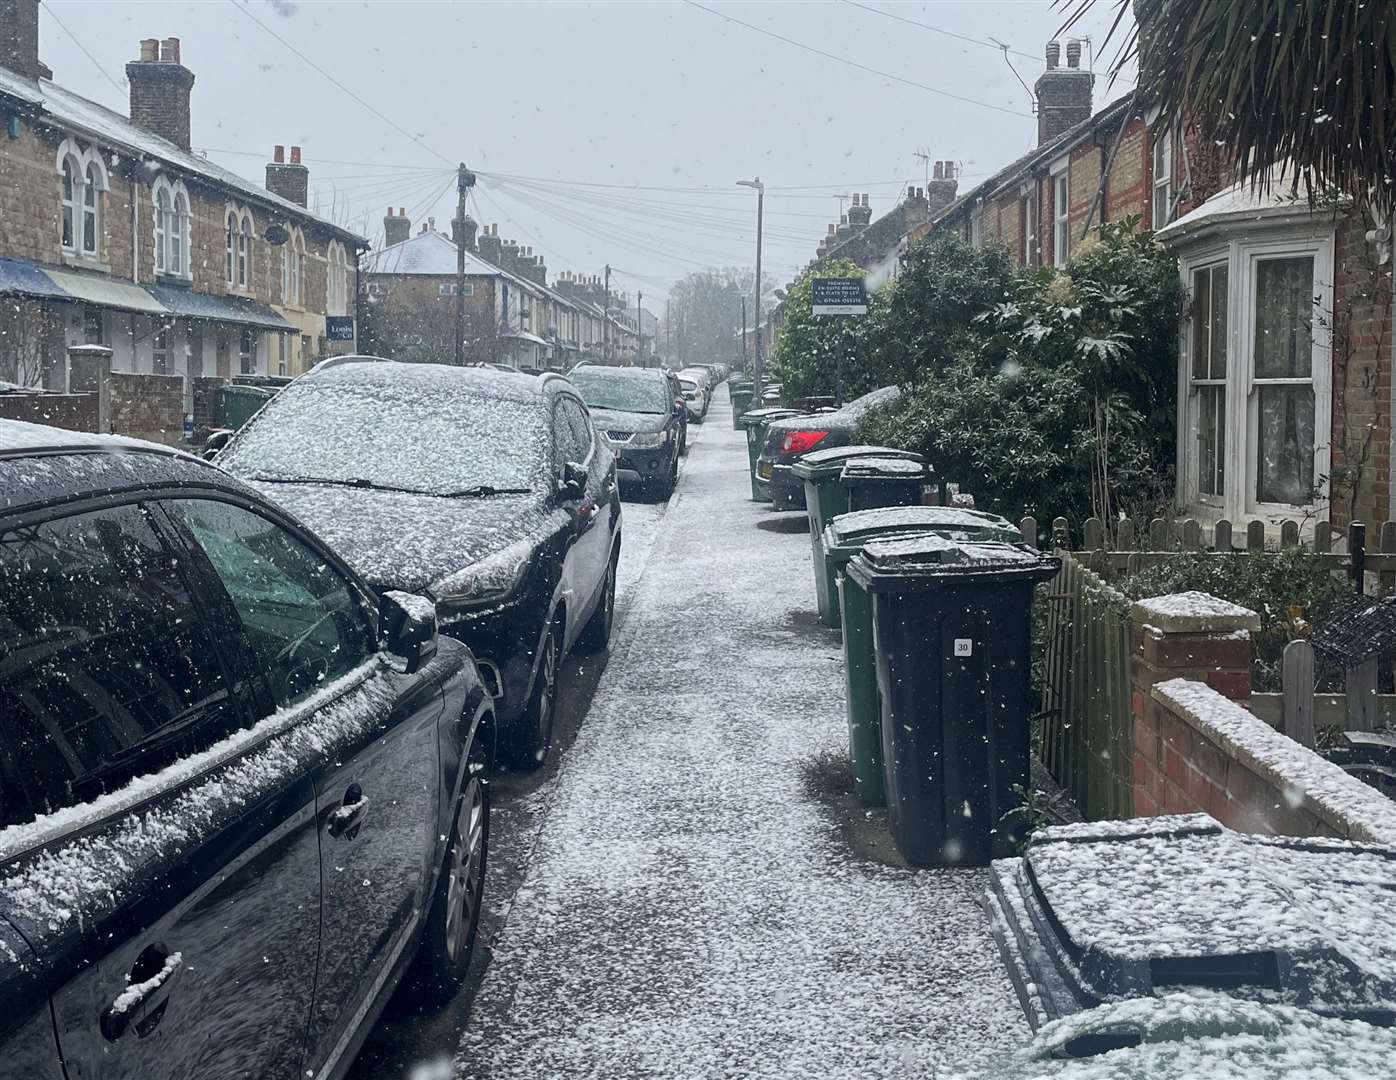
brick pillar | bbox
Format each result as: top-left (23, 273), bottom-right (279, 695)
top-left (1129, 592), bottom-right (1258, 817)
top-left (67, 344), bottom-right (113, 433)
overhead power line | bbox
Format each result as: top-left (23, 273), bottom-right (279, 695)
top-left (680, 0), bottom-right (1029, 118)
top-left (41, 2), bottom-right (126, 97)
top-left (198, 147), bottom-right (449, 172)
top-left (227, 0), bottom-right (457, 169)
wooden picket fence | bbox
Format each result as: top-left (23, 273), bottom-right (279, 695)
top-left (1037, 552), bottom-right (1134, 821)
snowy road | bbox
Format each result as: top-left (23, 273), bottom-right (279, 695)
top-left (444, 385), bottom-right (1028, 1078)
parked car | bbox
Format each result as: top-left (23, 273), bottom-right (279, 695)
top-left (677, 374), bottom-right (707, 421)
top-left (664, 370), bottom-right (689, 453)
top-left (756, 385), bottom-right (903, 509)
top-left (0, 419), bottom-right (490, 1079)
top-left (215, 356), bottom-right (622, 768)
top-left (568, 365), bottom-right (684, 498)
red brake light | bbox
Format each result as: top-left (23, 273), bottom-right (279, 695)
top-left (783, 430), bottom-right (829, 455)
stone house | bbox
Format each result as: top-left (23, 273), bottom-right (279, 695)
top-left (925, 37), bottom-right (1393, 535)
top-left (0, 1), bottom-right (366, 414)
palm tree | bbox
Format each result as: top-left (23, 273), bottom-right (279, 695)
top-left (1060, 0), bottom-right (1396, 214)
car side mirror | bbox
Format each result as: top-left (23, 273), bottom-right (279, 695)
top-left (674, 399), bottom-right (686, 416)
top-left (557, 460), bottom-right (587, 500)
top-left (202, 428), bottom-right (234, 460)
top-left (379, 591), bottom-right (438, 674)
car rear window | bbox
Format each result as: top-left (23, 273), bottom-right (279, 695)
top-left (0, 504), bottom-right (242, 827)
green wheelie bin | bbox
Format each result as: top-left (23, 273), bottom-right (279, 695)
top-left (791, 445), bottom-right (924, 608)
top-left (739, 407), bottom-right (801, 501)
top-left (831, 508), bottom-right (1023, 808)
top-left (729, 382), bottom-right (755, 429)
top-left (846, 536), bottom-right (1059, 865)
top-left (839, 455), bottom-right (930, 512)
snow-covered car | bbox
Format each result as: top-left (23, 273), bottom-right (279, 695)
top-left (677, 374), bottom-right (707, 421)
top-left (0, 419), bottom-right (491, 1079)
top-left (568, 365), bottom-right (684, 498)
top-left (215, 357), bottom-right (621, 768)
top-left (756, 385), bottom-right (904, 509)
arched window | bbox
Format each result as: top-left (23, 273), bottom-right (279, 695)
top-left (290, 230), bottom-right (304, 306)
top-left (60, 155), bottom-right (79, 251)
top-left (171, 190), bottom-right (189, 277)
top-left (154, 183), bottom-right (171, 274)
top-left (226, 210), bottom-right (237, 284)
top-left (238, 211), bottom-right (253, 288)
top-left (81, 162), bottom-right (99, 255)
top-left (327, 241), bottom-right (350, 316)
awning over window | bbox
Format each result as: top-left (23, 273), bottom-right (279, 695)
top-left (0, 258), bottom-right (296, 331)
top-left (44, 268), bottom-right (167, 315)
top-left (146, 283), bottom-right (296, 332)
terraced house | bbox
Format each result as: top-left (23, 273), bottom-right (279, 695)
top-left (0, 1), bottom-right (365, 416)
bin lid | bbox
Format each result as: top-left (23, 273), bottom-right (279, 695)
top-left (790, 444), bottom-right (921, 480)
top-left (839, 456), bottom-right (928, 481)
top-left (739, 407), bottom-right (802, 428)
top-left (847, 533), bottom-right (1058, 591)
top-left (825, 505), bottom-right (1021, 548)
top-left (986, 815), bottom-right (1396, 1032)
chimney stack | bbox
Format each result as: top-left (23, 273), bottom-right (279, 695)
top-left (0, 0), bottom-right (52, 81)
top-left (126, 37), bottom-right (196, 151)
top-left (925, 161), bottom-right (957, 214)
top-left (383, 206), bottom-right (411, 246)
top-left (1035, 39), bottom-right (1093, 145)
top-left (265, 143), bottom-right (309, 207)
top-left (478, 223), bottom-right (503, 265)
top-left (452, 214), bottom-right (478, 250)
top-left (848, 192), bottom-right (873, 228)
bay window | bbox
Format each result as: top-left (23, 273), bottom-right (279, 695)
top-left (1178, 230), bottom-right (1332, 521)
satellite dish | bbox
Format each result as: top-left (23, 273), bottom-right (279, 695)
top-left (264, 223), bottom-right (289, 246)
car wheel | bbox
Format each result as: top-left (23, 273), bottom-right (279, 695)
top-left (411, 739), bottom-right (489, 1005)
top-left (502, 619), bottom-right (560, 769)
top-left (578, 554), bottom-right (617, 653)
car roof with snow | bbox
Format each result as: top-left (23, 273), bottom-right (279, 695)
top-left (306, 356), bottom-right (557, 403)
top-left (0, 418), bottom-right (241, 514)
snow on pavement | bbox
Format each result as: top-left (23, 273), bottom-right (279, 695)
top-left (455, 388), bottom-right (1026, 1078)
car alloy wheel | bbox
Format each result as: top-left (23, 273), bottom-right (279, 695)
top-left (534, 625), bottom-right (558, 756)
top-left (444, 776), bottom-right (486, 963)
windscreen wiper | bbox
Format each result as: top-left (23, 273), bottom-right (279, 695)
top-left (443, 485), bottom-right (533, 498)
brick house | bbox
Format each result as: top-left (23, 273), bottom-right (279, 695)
top-left (925, 37), bottom-right (1393, 535)
top-left (0, 1), bottom-right (366, 414)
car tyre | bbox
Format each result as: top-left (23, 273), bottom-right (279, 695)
top-left (577, 553), bottom-right (618, 652)
top-left (411, 739), bottom-right (489, 1005)
top-left (502, 619), bottom-right (560, 769)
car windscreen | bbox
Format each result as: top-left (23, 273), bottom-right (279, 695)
top-left (220, 376), bottom-right (546, 495)
top-left (570, 372), bottom-right (671, 414)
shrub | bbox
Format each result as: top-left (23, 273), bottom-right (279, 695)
top-left (1116, 548), bottom-right (1351, 691)
top-left (770, 259), bottom-right (888, 403)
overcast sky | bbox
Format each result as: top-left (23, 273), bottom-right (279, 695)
top-left (40, 0), bottom-right (1137, 302)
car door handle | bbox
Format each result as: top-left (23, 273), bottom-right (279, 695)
top-left (327, 784), bottom-right (370, 839)
top-left (101, 947), bottom-right (183, 1041)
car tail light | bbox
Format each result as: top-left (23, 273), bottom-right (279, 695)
top-left (783, 430), bottom-right (829, 455)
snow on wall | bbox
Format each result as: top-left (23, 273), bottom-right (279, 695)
top-left (1153, 678), bottom-right (1396, 845)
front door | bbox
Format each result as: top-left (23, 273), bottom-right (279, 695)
top-left (161, 497), bottom-right (442, 1074)
top-left (0, 501), bottom-right (322, 1080)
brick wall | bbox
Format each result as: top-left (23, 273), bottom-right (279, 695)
top-left (1328, 212), bottom-right (1394, 530)
top-left (110, 371), bottom-right (185, 445)
top-left (1104, 123), bottom-right (1146, 225)
top-left (191, 375), bottom-right (225, 436)
top-left (1127, 591), bottom-right (1396, 844)
top-left (0, 391), bottom-right (97, 431)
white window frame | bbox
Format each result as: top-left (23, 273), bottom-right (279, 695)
top-left (56, 140), bottom-right (107, 260)
top-left (1181, 246), bottom-right (1230, 510)
top-left (226, 209), bottom-right (237, 285)
top-left (154, 182), bottom-right (171, 275)
top-left (81, 161), bottom-right (100, 257)
top-left (1021, 190), bottom-right (1036, 266)
top-left (969, 207), bottom-right (984, 249)
top-left (1052, 168), bottom-right (1070, 265)
top-left (1176, 227), bottom-right (1335, 524)
top-left (1152, 126), bottom-right (1174, 229)
top-left (60, 153), bottom-right (80, 253)
top-left (238, 210), bottom-right (254, 290)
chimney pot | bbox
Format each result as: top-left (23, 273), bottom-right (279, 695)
top-left (139, 37), bottom-right (158, 62)
top-left (399, 206), bottom-right (406, 216)
top-left (160, 37), bottom-right (180, 64)
top-left (908, 186), bottom-right (917, 200)
top-left (1065, 39), bottom-right (1082, 68)
top-left (932, 161), bottom-right (942, 181)
top-left (273, 144), bottom-right (285, 163)
top-left (290, 145), bottom-right (301, 164)
top-left (1046, 41), bottom-right (1060, 69)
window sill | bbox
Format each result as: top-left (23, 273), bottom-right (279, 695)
top-left (155, 273), bottom-right (194, 288)
top-left (61, 252), bottom-right (110, 273)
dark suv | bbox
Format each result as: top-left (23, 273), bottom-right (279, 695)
top-left (216, 357), bottom-right (622, 767)
top-left (0, 420), bottom-right (490, 1080)
top-left (568, 365), bottom-right (684, 498)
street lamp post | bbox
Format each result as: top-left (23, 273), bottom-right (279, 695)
top-left (737, 177), bottom-right (764, 396)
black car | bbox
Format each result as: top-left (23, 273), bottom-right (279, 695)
top-left (756, 385), bottom-right (903, 509)
top-left (663, 370), bottom-right (689, 455)
top-left (568, 366), bottom-right (684, 498)
top-left (216, 357), bottom-right (621, 768)
top-left (0, 420), bottom-right (489, 1080)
